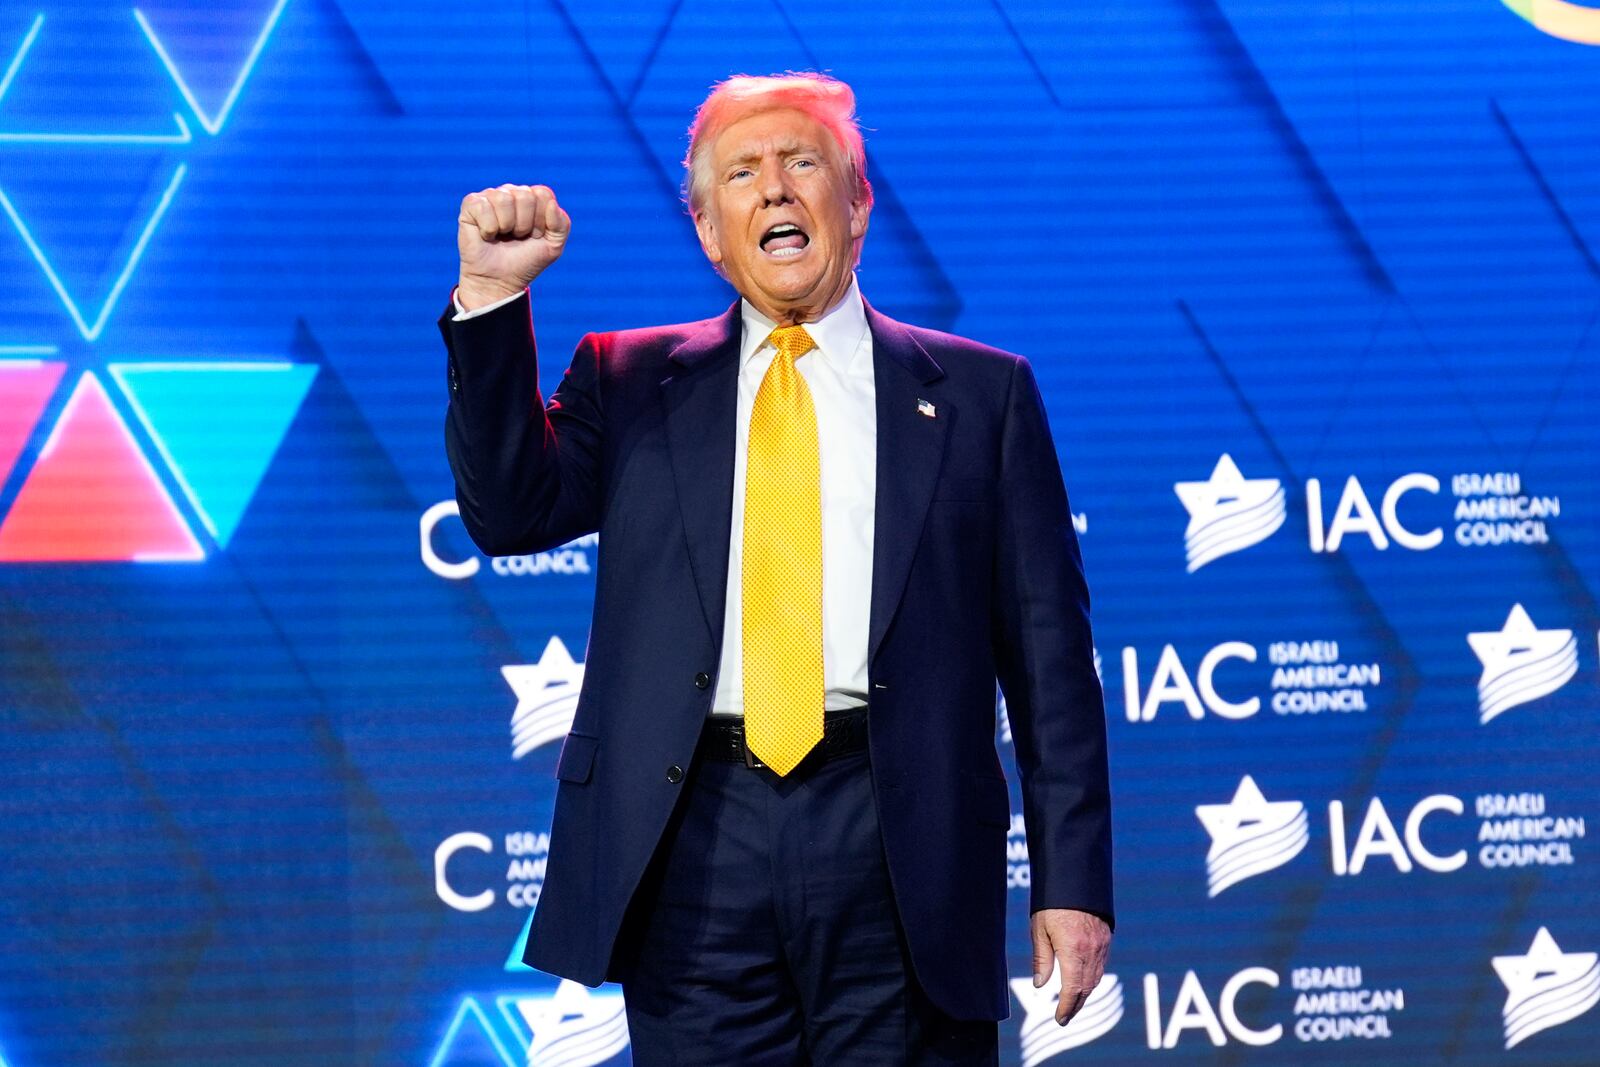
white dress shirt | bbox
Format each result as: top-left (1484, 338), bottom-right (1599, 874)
top-left (713, 277), bottom-right (875, 716)
top-left (453, 277), bottom-right (877, 718)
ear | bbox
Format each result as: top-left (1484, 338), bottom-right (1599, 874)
top-left (848, 195), bottom-right (871, 243)
top-left (693, 209), bottom-right (723, 266)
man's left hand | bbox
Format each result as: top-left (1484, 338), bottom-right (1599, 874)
top-left (1030, 908), bottom-right (1112, 1026)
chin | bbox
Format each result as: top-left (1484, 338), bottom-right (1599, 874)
top-left (771, 274), bottom-right (820, 296)
top-left (754, 274), bottom-right (821, 301)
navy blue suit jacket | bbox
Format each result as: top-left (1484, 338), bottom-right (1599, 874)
top-left (439, 291), bottom-right (1112, 1021)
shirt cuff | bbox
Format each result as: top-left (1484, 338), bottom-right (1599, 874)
top-left (452, 286), bottom-right (527, 321)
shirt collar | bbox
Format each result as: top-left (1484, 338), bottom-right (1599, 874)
top-left (738, 273), bottom-right (869, 374)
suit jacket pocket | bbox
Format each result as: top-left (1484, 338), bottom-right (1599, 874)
top-left (555, 731), bottom-right (599, 784)
top-left (963, 770), bottom-right (1012, 828)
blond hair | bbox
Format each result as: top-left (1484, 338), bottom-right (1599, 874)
top-left (682, 72), bottom-right (873, 217)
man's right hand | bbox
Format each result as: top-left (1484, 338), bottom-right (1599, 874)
top-left (456, 184), bottom-right (571, 311)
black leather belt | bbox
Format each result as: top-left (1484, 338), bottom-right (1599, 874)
top-left (699, 707), bottom-right (869, 768)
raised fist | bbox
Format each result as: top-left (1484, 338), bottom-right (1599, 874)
top-left (457, 184), bottom-right (571, 310)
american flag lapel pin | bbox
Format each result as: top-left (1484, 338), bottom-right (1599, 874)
top-left (916, 398), bottom-right (936, 418)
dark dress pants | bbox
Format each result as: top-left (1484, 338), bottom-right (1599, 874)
top-left (611, 735), bottom-right (999, 1066)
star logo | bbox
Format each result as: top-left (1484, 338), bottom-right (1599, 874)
top-left (1467, 604), bottom-right (1578, 724)
top-left (510, 979), bottom-right (630, 1065)
top-left (1009, 968), bottom-right (1123, 1065)
top-left (1195, 775), bottom-right (1308, 897)
top-left (1493, 927), bottom-right (1600, 1049)
top-left (503, 636), bottom-right (585, 759)
top-left (1174, 454), bottom-right (1286, 572)
top-left (430, 978), bottom-right (631, 1067)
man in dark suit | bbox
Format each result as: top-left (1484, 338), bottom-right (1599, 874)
top-left (441, 72), bottom-right (1112, 1065)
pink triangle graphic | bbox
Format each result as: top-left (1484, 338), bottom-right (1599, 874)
top-left (0, 372), bottom-right (203, 562)
top-left (0, 360), bottom-right (65, 487)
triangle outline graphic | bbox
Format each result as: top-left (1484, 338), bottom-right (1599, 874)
top-left (0, 371), bottom-right (203, 562)
top-left (109, 361), bottom-right (318, 547)
top-left (0, 163), bottom-right (187, 342)
top-left (557, 0), bottom-right (685, 104)
top-left (0, 13), bottom-right (193, 142)
top-left (428, 997), bottom-right (521, 1067)
top-left (0, 359), bottom-right (66, 487)
top-left (0, 13), bottom-right (44, 107)
top-left (132, 0), bottom-right (290, 135)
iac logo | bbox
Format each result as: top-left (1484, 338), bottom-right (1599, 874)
top-left (1143, 964), bottom-right (1406, 1048)
top-left (1177, 457), bottom-right (1562, 568)
top-left (435, 830), bottom-right (550, 912)
top-left (1195, 777), bottom-right (1471, 893)
top-left (1142, 968), bottom-right (1283, 1049)
top-left (1468, 604), bottom-right (1579, 724)
top-left (1122, 639), bottom-right (1381, 722)
top-left (0, 362), bottom-right (315, 562)
top-left (504, 637), bottom-right (585, 759)
top-left (1493, 927), bottom-right (1599, 1049)
top-left (1007, 961), bottom-right (1406, 1053)
top-left (421, 499), bottom-right (595, 579)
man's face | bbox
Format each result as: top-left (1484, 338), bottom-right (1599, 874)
top-left (693, 107), bottom-right (870, 325)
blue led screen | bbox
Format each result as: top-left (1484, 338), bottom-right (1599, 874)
top-left (0, 2), bottom-right (1597, 1064)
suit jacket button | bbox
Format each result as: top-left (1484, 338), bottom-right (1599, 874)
top-left (666, 764), bottom-right (684, 784)
top-left (694, 672), bottom-right (710, 690)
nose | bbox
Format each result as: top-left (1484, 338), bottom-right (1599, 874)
top-left (758, 158), bottom-right (793, 206)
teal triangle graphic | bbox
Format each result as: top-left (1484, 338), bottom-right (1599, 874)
top-left (109, 362), bottom-right (317, 546)
top-left (429, 998), bottom-right (520, 1067)
top-left (505, 913), bottom-right (534, 973)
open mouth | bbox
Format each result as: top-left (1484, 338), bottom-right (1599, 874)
top-left (759, 222), bottom-right (810, 258)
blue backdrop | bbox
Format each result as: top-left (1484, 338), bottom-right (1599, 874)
top-left (1, 1), bottom-right (1597, 1064)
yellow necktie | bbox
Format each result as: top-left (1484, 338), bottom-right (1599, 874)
top-left (742, 325), bottom-right (824, 775)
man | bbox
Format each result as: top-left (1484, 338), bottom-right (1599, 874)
top-left (441, 73), bottom-right (1111, 1065)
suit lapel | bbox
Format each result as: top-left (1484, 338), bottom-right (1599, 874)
top-left (660, 301), bottom-right (742, 644)
top-left (865, 303), bottom-right (948, 669)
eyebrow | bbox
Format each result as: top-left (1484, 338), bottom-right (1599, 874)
top-left (722, 140), bottom-right (824, 169)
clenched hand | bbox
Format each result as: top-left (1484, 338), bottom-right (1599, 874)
top-left (456, 184), bottom-right (571, 310)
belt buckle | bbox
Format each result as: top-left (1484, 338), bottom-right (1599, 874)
top-left (736, 723), bottom-right (764, 768)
